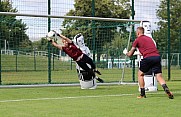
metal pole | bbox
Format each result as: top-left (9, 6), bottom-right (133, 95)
top-left (15, 45), bottom-right (18, 72)
top-left (167, 0), bottom-right (171, 80)
top-left (179, 29), bottom-right (181, 69)
top-left (92, 0), bottom-right (96, 62)
top-left (0, 0), bottom-right (2, 84)
top-left (131, 0), bottom-right (135, 82)
top-left (48, 0), bottom-right (51, 83)
top-left (4, 40), bottom-right (6, 54)
top-left (0, 29), bottom-right (1, 85)
top-left (15, 29), bottom-right (18, 72)
top-left (34, 48), bottom-right (36, 71)
top-left (0, 12), bottom-right (141, 23)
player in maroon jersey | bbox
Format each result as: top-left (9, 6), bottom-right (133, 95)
top-left (49, 33), bottom-right (101, 78)
top-left (124, 27), bottom-right (173, 99)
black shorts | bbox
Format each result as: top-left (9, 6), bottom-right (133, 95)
top-left (77, 70), bottom-right (93, 81)
top-left (139, 56), bottom-right (162, 74)
top-left (76, 54), bottom-right (96, 71)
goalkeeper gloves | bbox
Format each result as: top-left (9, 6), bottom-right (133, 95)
top-left (123, 48), bottom-right (128, 55)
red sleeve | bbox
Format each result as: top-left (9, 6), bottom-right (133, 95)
top-left (132, 38), bottom-right (138, 48)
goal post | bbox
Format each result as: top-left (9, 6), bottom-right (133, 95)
top-left (0, 11), bottom-right (141, 87)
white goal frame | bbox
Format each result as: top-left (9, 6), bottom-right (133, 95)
top-left (0, 12), bottom-right (140, 88)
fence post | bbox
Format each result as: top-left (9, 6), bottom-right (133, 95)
top-left (167, 0), bottom-right (171, 80)
top-left (0, 31), bottom-right (2, 85)
top-left (34, 48), bottom-right (36, 71)
top-left (132, 0), bottom-right (136, 82)
top-left (180, 29), bottom-right (181, 69)
top-left (0, 0), bottom-right (2, 84)
top-left (48, 0), bottom-right (51, 83)
top-left (92, 0), bottom-right (96, 62)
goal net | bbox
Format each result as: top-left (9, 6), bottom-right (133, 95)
top-left (0, 12), bottom-right (140, 87)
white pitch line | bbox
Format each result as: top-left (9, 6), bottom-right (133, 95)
top-left (0, 91), bottom-right (180, 103)
top-left (0, 94), bottom-right (134, 103)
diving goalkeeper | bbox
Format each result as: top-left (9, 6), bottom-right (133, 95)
top-left (47, 31), bottom-right (101, 80)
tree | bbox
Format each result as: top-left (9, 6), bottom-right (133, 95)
top-left (0, 0), bottom-right (30, 50)
top-left (32, 38), bottom-right (48, 51)
top-left (154, 0), bottom-right (181, 53)
top-left (61, 0), bottom-right (131, 61)
top-left (103, 31), bottom-right (129, 57)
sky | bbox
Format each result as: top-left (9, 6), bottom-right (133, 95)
top-left (11, 0), bottom-right (160, 41)
top-left (12, 0), bottom-right (74, 41)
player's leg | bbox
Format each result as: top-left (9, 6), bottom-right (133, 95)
top-left (138, 58), bottom-right (152, 98)
top-left (79, 70), bottom-right (99, 89)
top-left (152, 56), bottom-right (174, 99)
top-left (137, 70), bottom-right (146, 98)
top-left (76, 61), bottom-right (96, 78)
top-left (76, 61), bottom-right (91, 71)
top-left (77, 62), bottom-right (104, 84)
top-left (76, 65), bottom-right (98, 89)
top-left (81, 70), bottom-right (93, 81)
top-left (156, 74), bottom-right (174, 99)
top-left (96, 76), bottom-right (104, 83)
top-left (81, 54), bottom-right (95, 69)
top-left (81, 54), bottom-right (101, 75)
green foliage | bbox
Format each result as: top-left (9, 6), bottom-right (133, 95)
top-left (154, 0), bottom-right (181, 52)
top-left (0, 0), bottom-right (30, 50)
top-left (32, 38), bottom-right (48, 51)
top-left (32, 37), bottom-right (60, 55)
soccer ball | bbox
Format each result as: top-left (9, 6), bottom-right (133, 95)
top-left (47, 30), bottom-right (58, 42)
top-left (47, 30), bottom-right (63, 45)
top-left (47, 30), bottom-right (56, 37)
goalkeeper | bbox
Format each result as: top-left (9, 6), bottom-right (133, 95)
top-left (73, 33), bottom-right (104, 89)
top-left (47, 31), bottom-right (101, 79)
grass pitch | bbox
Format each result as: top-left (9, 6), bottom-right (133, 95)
top-left (1, 54), bottom-right (181, 116)
top-left (0, 81), bottom-right (181, 117)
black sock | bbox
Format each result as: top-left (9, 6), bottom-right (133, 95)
top-left (140, 88), bottom-right (145, 96)
top-left (162, 84), bottom-right (170, 94)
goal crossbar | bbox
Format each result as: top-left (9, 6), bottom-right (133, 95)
top-left (0, 12), bottom-right (141, 23)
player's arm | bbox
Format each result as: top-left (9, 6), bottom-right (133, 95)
top-left (51, 40), bottom-right (63, 50)
top-left (59, 34), bottom-right (72, 43)
top-left (126, 47), bottom-right (136, 57)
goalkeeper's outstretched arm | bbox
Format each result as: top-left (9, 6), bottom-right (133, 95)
top-left (50, 40), bottom-right (63, 50)
top-left (58, 34), bottom-right (72, 43)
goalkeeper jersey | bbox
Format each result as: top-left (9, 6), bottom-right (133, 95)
top-left (62, 42), bottom-right (83, 61)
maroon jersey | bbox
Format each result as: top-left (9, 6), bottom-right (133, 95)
top-left (62, 42), bottom-right (83, 61)
top-left (132, 35), bottom-right (159, 58)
